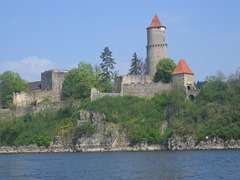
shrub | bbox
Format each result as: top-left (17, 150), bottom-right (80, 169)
top-left (76, 121), bottom-right (96, 137)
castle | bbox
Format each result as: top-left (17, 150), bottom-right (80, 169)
top-left (3, 14), bottom-right (197, 108)
top-left (93, 14), bottom-right (197, 100)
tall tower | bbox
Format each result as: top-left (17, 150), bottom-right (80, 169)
top-left (146, 14), bottom-right (167, 76)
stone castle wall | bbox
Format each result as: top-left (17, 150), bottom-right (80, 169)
top-left (114, 75), bottom-right (154, 94)
top-left (122, 81), bottom-right (171, 98)
top-left (13, 70), bottom-right (69, 107)
top-left (121, 75), bottom-right (153, 84)
top-left (91, 88), bottom-right (120, 101)
top-left (13, 90), bottom-right (56, 107)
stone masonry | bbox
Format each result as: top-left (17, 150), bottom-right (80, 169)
top-left (13, 70), bottom-right (68, 107)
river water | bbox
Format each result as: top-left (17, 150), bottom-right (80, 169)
top-left (0, 150), bottom-right (240, 179)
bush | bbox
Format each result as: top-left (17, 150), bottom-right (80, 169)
top-left (76, 121), bottom-right (96, 137)
top-left (7, 103), bottom-right (17, 112)
top-left (36, 136), bottom-right (52, 147)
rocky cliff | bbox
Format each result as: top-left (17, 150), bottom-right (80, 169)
top-left (1, 109), bottom-right (240, 154)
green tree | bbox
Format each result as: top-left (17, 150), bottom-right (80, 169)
top-left (100, 47), bottom-right (116, 81)
top-left (62, 62), bottom-right (98, 100)
top-left (129, 52), bottom-right (141, 75)
top-left (129, 52), bottom-right (147, 75)
top-left (154, 58), bottom-right (176, 83)
top-left (0, 71), bottom-right (28, 105)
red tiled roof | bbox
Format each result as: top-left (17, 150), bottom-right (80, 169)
top-left (147, 14), bottom-right (166, 29)
top-left (172, 59), bottom-right (194, 75)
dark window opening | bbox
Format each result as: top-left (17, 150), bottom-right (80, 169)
top-left (189, 95), bottom-right (194, 101)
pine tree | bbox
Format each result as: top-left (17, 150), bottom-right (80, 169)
top-left (100, 47), bottom-right (116, 81)
top-left (129, 52), bottom-right (141, 75)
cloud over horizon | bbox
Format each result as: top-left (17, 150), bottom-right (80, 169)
top-left (0, 56), bottom-right (57, 82)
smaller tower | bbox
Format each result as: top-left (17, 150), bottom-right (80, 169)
top-left (146, 14), bottom-right (167, 76)
top-left (172, 59), bottom-right (196, 99)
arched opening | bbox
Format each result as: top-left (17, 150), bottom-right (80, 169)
top-left (187, 86), bottom-right (191, 91)
top-left (189, 94), bottom-right (194, 101)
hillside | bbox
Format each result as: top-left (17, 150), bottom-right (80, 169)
top-left (0, 78), bottom-right (240, 152)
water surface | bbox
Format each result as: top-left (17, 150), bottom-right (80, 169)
top-left (0, 150), bottom-right (240, 179)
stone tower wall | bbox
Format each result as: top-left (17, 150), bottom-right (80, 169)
top-left (52, 70), bottom-right (68, 101)
top-left (41, 70), bottom-right (68, 101)
top-left (147, 27), bottom-right (167, 76)
top-left (41, 70), bottom-right (52, 90)
top-left (172, 73), bottom-right (197, 99)
top-left (172, 74), bottom-right (195, 89)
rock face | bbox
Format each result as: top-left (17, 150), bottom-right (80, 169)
top-left (48, 110), bottom-right (240, 152)
top-left (49, 110), bottom-right (164, 152)
top-left (0, 144), bottom-right (48, 154)
top-left (1, 109), bottom-right (240, 154)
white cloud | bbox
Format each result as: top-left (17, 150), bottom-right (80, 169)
top-left (0, 56), bottom-right (57, 82)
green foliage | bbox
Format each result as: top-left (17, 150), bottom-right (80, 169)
top-left (100, 46), bottom-right (116, 82)
top-left (154, 58), bottom-right (176, 83)
top-left (37, 98), bottom-right (51, 104)
top-left (0, 71), bottom-right (29, 104)
top-left (1, 68), bottom-right (240, 147)
top-left (82, 93), bottom-right (181, 144)
top-left (196, 80), bottom-right (229, 104)
top-left (0, 107), bottom-right (79, 147)
top-left (129, 52), bottom-right (146, 75)
top-left (42, 98), bottom-right (51, 102)
top-left (62, 62), bottom-right (99, 100)
top-left (58, 122), bottom-right (76, 144)
top-left (76, 121), bottom-right (96, 137)
top-left (160, 127), bottom-right (172, 142)
top-left (84, 72), bottom-right (240, 143)
top-left (196, 81), bottom-right (206, 89)
top-left (6, 103), bottom-right (17, 112)
top-left (36, 136), bottom-right (52, 147)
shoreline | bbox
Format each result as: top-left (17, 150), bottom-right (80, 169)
top-left (1, 140), bottom-right (240, 154)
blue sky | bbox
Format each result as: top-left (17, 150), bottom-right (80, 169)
top-left (0, 0), bottom-right (240, 82)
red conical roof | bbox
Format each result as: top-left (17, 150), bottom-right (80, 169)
top-left (147, 14), bottom-right (166, 29)
top-left (172, 59), bottom-right (194, 75)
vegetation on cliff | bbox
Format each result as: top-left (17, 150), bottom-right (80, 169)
top-left (82, 69), bottom-right (240, 143)
top-left (0, 69), bottom-right (240, 147)
top-left (0, 107), bottom-right (79, 147)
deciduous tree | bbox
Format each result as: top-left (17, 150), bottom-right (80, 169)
top-left (154, 58), bottom-right (176, 83)
top-left (0, 71), bottom-right (28, 105)
top-left (62, 62), bottom-right (98, 100)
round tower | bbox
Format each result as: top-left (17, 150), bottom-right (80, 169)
top-left (146, 14), bottom-right (167, 76)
